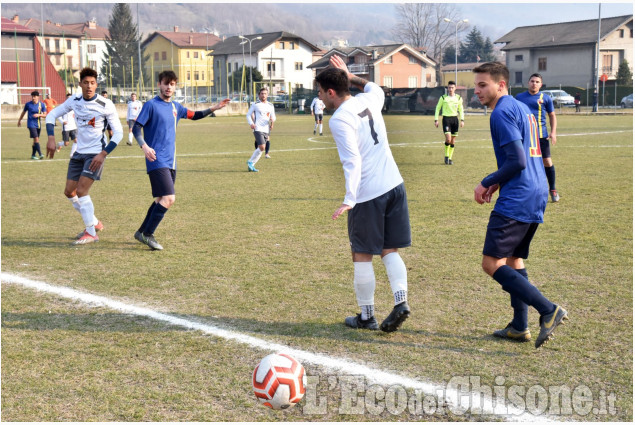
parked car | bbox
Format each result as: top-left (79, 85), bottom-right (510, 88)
top-left (271, 95), bottom-right (297, 109)
top-left (540, 90), bottom-right (575, 107)
top-left (620, 93), bottom-right (633, 108)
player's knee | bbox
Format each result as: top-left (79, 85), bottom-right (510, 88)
top-left (259, 145), bottom-right (266, 151)
top-left (160, 195), bottom-right (175, 208)
top-left (64, 188), bottom-right (76, 198)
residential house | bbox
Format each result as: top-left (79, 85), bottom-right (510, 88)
top-left (60, 18), bottom-right (110, 78)
top-left (142, 27), bottom-right (221, 97)
top-left (440, 62), bottom-right (481, 88)
top-left (1, 16), bottom-right (67, 104)
top-left (307, 44), bottom-right (437, 89)
top-left (495, 14), bottom-right (633, 87)
top-left (16, 16), bottom-right (84, 82)
top-left (208, 31), bottom-right (321, 97)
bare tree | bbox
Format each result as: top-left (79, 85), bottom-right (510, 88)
top-left (392, 3), bottom-right (467, 63)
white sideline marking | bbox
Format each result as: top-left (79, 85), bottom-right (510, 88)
top-left (3, 129), bottom-right (631, 165)
top-left (1, 272), bottom-right (554, 422)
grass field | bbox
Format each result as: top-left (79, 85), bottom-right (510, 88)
top-left (1, 111), bottom-right (632, 421)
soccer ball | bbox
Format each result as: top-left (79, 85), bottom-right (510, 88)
top-left (252, 353), bottom-right (306, 410)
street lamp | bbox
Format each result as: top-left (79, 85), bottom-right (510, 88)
top-left (239, 35), bottom-right (262, 103)
top-left (444, 18), bottom-right (469, 85)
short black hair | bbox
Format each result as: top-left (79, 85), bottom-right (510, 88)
top-left (101, 90), bottom-right (108, 95)
top-left (529, 73), bottom-right (543, 81)
top-left (158, 70), bottom-right (178, 84)
top-left (448, 81), bottom-right (456, 86)
top-left (314, 67), bottom-right (350, 98)
top-left (31, 91), bottom-right (39, 96)
top-left (79, 67), bottom-right (98, 82)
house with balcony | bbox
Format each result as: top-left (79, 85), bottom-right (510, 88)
top-left (495, 14), bottom-right (633, 87)
top-left (142, 27), bottom-right (221, 97)
top-left (308, 44), bottom-right (437, 89)
top-left (208, 31), bottom-right (321, 97)
top-left (15, 16), bottom-right (84, 82)
top-left (61, 18), bottom-right (110, 79)
top-left (1, 16), bottom-right (67, 103)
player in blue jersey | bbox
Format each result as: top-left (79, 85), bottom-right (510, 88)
top-left (515, 74), bottom-right (560, 202)
top-left (132, 70), bottom-right (229, 250)
top-left (472, 62), bottom-right (568, 349)
top-left (17, 91), bottom-right (47, 160)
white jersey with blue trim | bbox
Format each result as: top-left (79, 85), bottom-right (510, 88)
top-left (46, 94), bottom-right (122, 154)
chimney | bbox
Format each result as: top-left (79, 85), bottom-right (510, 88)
top-left (88, 18), bottom-right (96, 29)
top-left (189, 35), bottom-right (193, 45)
top-left (12, 15), bottom-right (19, 23)
top-left (174, 26), bottom-right (179, 32)
top-left (46, 20), bottom-right (52, 24)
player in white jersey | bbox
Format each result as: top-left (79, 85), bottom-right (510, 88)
top-left (45, 67), bottom-right (123, 245)
top-left (315, 55), bottom-right (412, 333)
top-left (126, 93), bottom-right (143, 145)
top-left (246, 87), bottom-right (276, 172)
top-left (56, 93), bottom-right (78, 155)
top-left (310, 96), bottom-right (326, 135)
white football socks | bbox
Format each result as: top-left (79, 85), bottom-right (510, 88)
top-left (382, 252), bottom-right (408, 305)
top-left (69, 195), bottom-right (98, 226)
top-left (249, 148), bottom-right (263, 164)
top-left (354, 261), bottom-right (376, 320)
top-left (77, 195), bottom-right (97, 236)
top-left (128, 132), bottom-right (133, 143)
top-left (70, 142), bottom-right (77, 157)
top-left (319, 124), bottom-right (323, 133)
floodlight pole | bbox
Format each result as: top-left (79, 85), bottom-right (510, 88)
top-left (444, 18), bottom-right (469, 85)
top-left (239, 35), bottom-right (262, 103)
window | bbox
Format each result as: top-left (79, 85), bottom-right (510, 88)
top-left (408, 76), bottom-right (418, 88)
top-left (154, 52), bottom-right (159, 60)
top-left (67, 56), bottom-right (73, 68)
top-left (194, 71), bottom-right (199, 81)
top-left (88, 44), bottom-right (96, 54)
top-left (186, 51), bottom-right (190, 58)
top-left (194, 51), bottom-right (199, 58)
top-left (619, 29), bottom-right (624, 38)
top-left (602, 54), bottom-right (613, 73)
top-left (385, 56), bottom-right (392, 64)
top-left (89, 60), bottom-right (97, 69)
top-left (267, 62), bottom-right (276, 73)
top-left (515, 54), bottom-right (523, 61)
top-left (409, 56), bottom-right (416, 64)
top-left (67, 40), bottom-right (72, 50)
top-left (515, 72), bottom-right (523, 85)
top-left (55, 39), bottom-right (60, 52)
top-left (384, 76), bottom-right (393, 88)
top-left (538, 57), bottom-right (547, 71)
top-left (45, 38), bottom-right (50, 51)
top-left (235, 62), bottom-right (238, 71)
top-left (162, 51), bottom-right (167, 60)
top-left (187, 71), bottom-right (191, 81)
top-left (295, 83), bottom-right (303, 90)
top-left (426, 73), bottom-right (432, 83)
top-left (55, 55), bottom-right (61, 65)
top-left (201, 71), bottom-right (205, 81)
top-left (295, 62), bottom-right (303, 70)
top-left (289, 41), bottom-right (295, 49)
top-left (278, 41), bottom-right (285, 49)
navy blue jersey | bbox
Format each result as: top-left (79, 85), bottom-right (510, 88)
top-left (135, 96), bottom-right (190, 172)
top-left (515, 91), bottom-right (554, 139)
top-left (490, 96), bottom-right (548, 223)
top-left (23, 101), bottom-right (46, 129)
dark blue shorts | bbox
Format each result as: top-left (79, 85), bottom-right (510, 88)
top-left (67, 153), bottom-right (102, 181)
top-left (483, 211), bottom-right (539, 259)
top-left (149, 167), bottom-right (176, 198)
top-left (539, 137), bottom-right (551, 158)
top-left (28, 127), bottom-right (41, 139)
top-left (347, 183), bottom-right (411, 255)
top-left (314, 113), bottom-right (323, 122)
top-left (62, 130), bottom-right (77, 142)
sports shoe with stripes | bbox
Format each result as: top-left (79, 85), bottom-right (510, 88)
top-left (550, 190), bottom-right (560, 202)
top-left (247, 161), bottom-right (259, 172)
top-left (535, 305), bottom-right (568, 348)
top-left (380, 301), bottom-right (410, 332)
top-left (76, 221), bottom-right (104, 239)
top-left (344, 314), bottom-right (379, 330)
top-left (493, 322), bottom-right (531, 342)
top-left (74, 231), bottom-right (99, 245)
top-left (141, 233), bottom-right (163, 251)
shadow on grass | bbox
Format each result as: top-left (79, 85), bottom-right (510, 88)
top-left (1, 237), bottom-right (144, 251)
top-left (0, 310), bottom-right (521, 357)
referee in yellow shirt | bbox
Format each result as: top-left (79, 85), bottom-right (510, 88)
top-left (434, 81), bottom-right (464, 165)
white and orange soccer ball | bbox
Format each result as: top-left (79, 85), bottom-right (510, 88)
top-left (252, 353), bottom-right (306, 410)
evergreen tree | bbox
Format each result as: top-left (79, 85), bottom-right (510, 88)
top-left (229, 66), bottom-right (263, 91)
top-left (458, 27), bottom-right (495, 63)
top-left (442, 45), bottom-right (456, 66)
top-left (101, 3), bottom-right (148, 88)
top-left (615, 59), bottom-right (633, 86)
